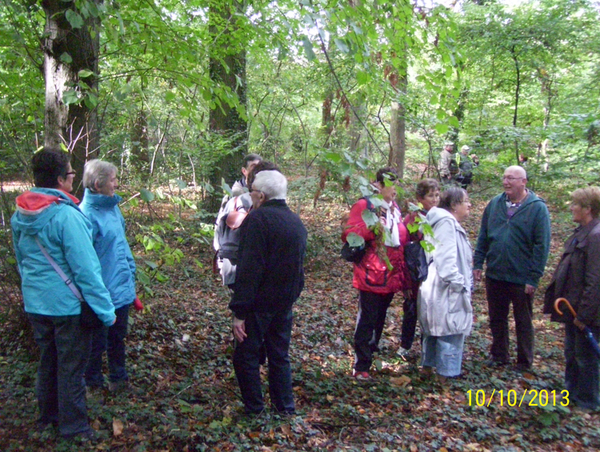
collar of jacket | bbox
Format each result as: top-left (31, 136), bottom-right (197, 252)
top-left (260, 198), bottom-right (287, 209)
top-left (82, 188), bottom-right (122, 208)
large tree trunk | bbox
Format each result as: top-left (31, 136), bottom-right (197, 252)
top-left (387, 63), bottom-right (407, 178)
top-left (42, 0), bottom-right (101, 197)
top-left (207, 0), bottom-right (248, 213)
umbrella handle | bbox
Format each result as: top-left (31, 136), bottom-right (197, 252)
top-left (554, 297), bottom-right (578, 318)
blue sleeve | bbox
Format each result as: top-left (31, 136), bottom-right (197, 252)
top-left (527, 203), bottom-right (551, 287)
top-left (61, 211), bottom-right (116, 326)
top-left (473, 202), bottom-right (491, 270)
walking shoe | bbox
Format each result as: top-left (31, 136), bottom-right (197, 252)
top-left (483, 358), bottom-right (509, 368)
top-left (352, 370), bottom-right (371, 380)
top-left (397, 346), bottom-right (410, 357)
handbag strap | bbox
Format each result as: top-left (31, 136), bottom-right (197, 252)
top-left (35, 237), bottom-right (84, 302)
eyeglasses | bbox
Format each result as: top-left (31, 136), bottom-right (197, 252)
top-left (502, 176), bottom-right (523, 182)
top-left (249, 187), bottom-right (263, 195)
top-left (65, 171), bottom-right (76, 177)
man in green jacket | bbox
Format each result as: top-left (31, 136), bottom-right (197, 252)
top-left (473, 165), bottom-right (551, 371)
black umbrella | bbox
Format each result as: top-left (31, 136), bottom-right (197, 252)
top-left (554, 298), bottom-right (600, 359)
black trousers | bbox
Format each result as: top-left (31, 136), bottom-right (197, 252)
top-left (565, 322), bottom-right (600, 410)
top-left (354, 291), bottom-right (394, 372)
top-left (233, 309), bottom-right (294, 414)
top-left (400, 296), bottom-right (418, 350)
top-left (486, 277), bottom-right (534, 367)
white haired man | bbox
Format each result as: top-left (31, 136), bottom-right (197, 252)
top-left (474, 165), bottom-right (551, 371)
top-left (229, 170), bottom-right (307, 415)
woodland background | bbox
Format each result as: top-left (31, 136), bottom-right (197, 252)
top-left (1, 0), bottom-right (600, 450)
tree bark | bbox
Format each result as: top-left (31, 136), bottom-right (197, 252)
top-left (207, 0), bottom-right (248, 213)
top-left (41, 0), bottom-right (101, 197)
top-left (387, 62), bottom-right (407, 178)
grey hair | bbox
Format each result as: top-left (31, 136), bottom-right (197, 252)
top-left (253, 170), bottom-right (287, 201)
top-left (83, 159), bottom-right (117, 191)
top-left (439, 187), bottom-right (467, 211)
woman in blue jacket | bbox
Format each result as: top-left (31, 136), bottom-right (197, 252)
top-left (80, 159), bottom-right (138, 393)
top-left (11, 149), bottom-right (115, 440)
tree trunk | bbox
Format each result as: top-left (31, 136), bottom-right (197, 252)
top-left (387, 62), bottom-right (407, 178)
top-left (207, 0), bottom-right (248, 213)
top-left (42, 0), bottom-right (101, 198)
top-left (511, 45), bottom-right (521, 164)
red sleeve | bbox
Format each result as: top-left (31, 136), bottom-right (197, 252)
top-left (341, 199), bottom-right (377, 243)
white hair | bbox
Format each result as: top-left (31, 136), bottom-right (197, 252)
top-left (253, 170), bottom-right (287, 200)
top-left (83, 159), bottom-right (117, 191)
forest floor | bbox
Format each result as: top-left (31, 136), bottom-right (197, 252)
top-left (1, 183), bottom-right (600, 451)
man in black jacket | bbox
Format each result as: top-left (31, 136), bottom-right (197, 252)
top-left (229, 170), bottom-right (307, 415)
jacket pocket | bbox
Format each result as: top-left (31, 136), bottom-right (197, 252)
top-left (448, 287), bottom-right (467, 314)
top-left (365, 260), bottom-right (388, 287)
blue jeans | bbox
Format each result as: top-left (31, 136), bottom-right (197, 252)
top-left (565, 322), bottom-right (600, 410)
top-left (233, 309), bottom-right (295, 414)
top-left (28, 313), bottom-right (92, 437)
top-left (85, 304), bottom-right (130, 386)
top-left (421, 333), bottom-right (465, 377)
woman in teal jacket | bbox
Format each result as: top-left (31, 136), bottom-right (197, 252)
top-left (80, 159), bottom-right (137, 393)
top-left (11, 149), bottom-right (115, 440)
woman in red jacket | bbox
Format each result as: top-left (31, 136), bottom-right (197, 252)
top-left (342, 168), bottom-right (410, 379)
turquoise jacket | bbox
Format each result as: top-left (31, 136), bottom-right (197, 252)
top-left (80, 189), bottom-right (136, 310)
top-left (474, 190), bottom-right (551, 287)
top-left (11, 188), bottom-right (116, 326)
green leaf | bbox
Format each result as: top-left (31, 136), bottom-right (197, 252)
top-left (302, 37), bottom-right (316, 61)
top-left (165, 91), bottom-right (176, 102)
top-left (140, 188), bottom-right (155, 203)
top-left (59, 52), bottom-right (73, 64)
top-left (324, 152), bottom-right (342, 163)
top-left (362, 210), bottom-right (379, 227)
top-left (346, 232), bottom-right (365, 248)
top-left (83, 93), bottom-right (98, 109)
top-left (65, 9), bottom-right (84, 29)
top-left (334, 38), bottom-right (349, 54)
top-left (175, 179), bottom-right (187, 190)
top-left (62, 90), bottom-right (80, 106)
top-left (78, 69), bottom-right (94, 79)
top-left (435, 123), bottom-right (449, 134)
top-left (356, 71), bottom-right (369, 85)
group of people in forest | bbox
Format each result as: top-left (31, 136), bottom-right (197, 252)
top-left (341, 162), bottom-right (599, 413)
top-left (10, 147), bottom-right (600, 441)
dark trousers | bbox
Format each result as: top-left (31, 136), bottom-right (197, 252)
top-left (400, 296), bottom-right (418, 350)
top-left (233, 309), bottom-right (294, 414)
top-left (486, 277), bottom-right (534, 367)
top-left (85, 304), bottom-right (130, 386)
top-left (28, 314), bottom-right (92, 437)
top-left (565, 322), bottom-right (600, 410)
top-left (354, 291), bottom-right (394, 372)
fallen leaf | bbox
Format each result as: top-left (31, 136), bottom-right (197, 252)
top-left (113, 418), bottom-right (124, 437)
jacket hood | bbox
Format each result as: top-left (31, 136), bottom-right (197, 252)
top-left (12, 188), bottom-right (80, 235)
top-left (426, 206), bottom-right (455, 227)
top-left (81, 188), bottom-right (122, 208)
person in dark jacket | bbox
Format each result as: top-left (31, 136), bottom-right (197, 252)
top-left (544, 187), bottom-right (600, 410)
top-left (341, 168), bottom-right (411, 379)
top-left (398, 178), bottom-right (440, 357)
top-left (473, 165), bottom-right (551, 371)
top-left (229, 170), bottom-right (307, 415)
top-left (11, 149), bottom-right (115, 440)
top-left (80, 159), bottom-right (139, 393)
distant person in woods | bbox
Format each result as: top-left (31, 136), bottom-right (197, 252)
top-left (439, 142), bottom-right (458, 184)
top-left (11, 149), bottom-right (115, 440)
top-left (474, 165), bottom-right (551, 371)
top-left (397, 178), bottom-right (440, 357)
top-left (214, 154), bottom-right (262, 286)
top-left (229, 170), bottom-right (307, 415)
top-left (80, 160), bottom-right (140, 394)
top-left (455, 145), bottom-right (477, 190)
top-left (544, 187), bottom-right (600, 410)
top-left (341, 168), bottom-right (411, 380)
top-left (418, 187), bottom-right (473, 381)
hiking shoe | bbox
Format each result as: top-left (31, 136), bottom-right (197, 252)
top-left (397, 346), bottom-right (410, 357)
top-left (352, 370), bottom-right (371, 380)
top-left (483, 358), bottom-right (509, 368)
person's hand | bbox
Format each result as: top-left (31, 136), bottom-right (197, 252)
top-left (574, 318), bottom-right (587, 331)
top-left (473, 269), bottom-right (482, 283)
top-left (233, 317), bottom-right (247, 343)
top-left (112, 317), bottom-right (117, 325)
top-left (524, 284), bottom-right (536, 296)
